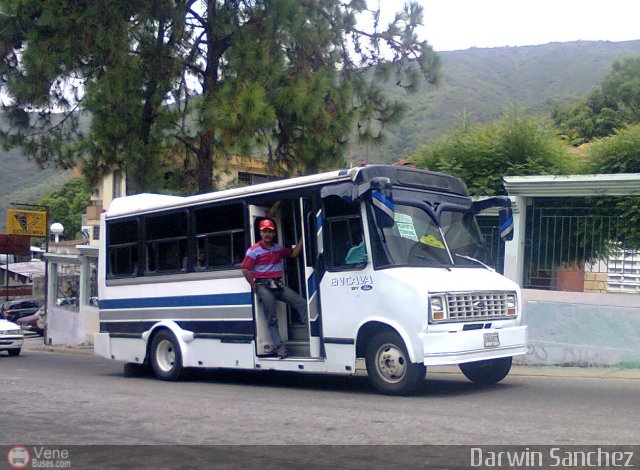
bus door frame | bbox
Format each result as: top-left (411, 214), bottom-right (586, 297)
top-left (296, 196), bottom-right (323, 357)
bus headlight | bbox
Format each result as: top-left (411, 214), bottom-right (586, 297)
top-left (506, 294), bottom-right (517, 316)
top-left (429, 296), bottom-right (447, 322)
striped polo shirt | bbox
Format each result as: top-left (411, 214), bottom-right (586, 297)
top-left (241, 241), bottom-right (292, 279)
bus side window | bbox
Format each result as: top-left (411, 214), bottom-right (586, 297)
top-left (323, 196), bottom-right (364, 269)
top-left (145, 211), bottom-right (188, 274)
top-left (328, 219), bottom-right (351, 267)
top-left (107, 219), bottom-right (139, 277)
top-left (194, 203), bottom-right (245, 271)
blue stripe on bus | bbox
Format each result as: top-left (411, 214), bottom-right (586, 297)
top-left (99, 292), bottom-right (252, 310)
top-left (102, 318), bottom-right (322, 338)
top-left (307, 273), bottom-right (315, 298)
top-left (100, 319), bottom-right (255, 335)
top-left (499, 216), bottom-right (513, 233)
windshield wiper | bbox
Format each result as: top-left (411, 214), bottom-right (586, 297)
top-left (454, 253), bottom-right (494, 271)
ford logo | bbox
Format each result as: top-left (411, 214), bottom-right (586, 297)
top-left (361, 285), bottom-right (373, 291)
top-left (473, 300), bottom-right (486, 309)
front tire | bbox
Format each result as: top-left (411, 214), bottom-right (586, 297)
top-left (8, 348), bottom-right (21, 357)
top-left (150, 330), bottom-right (184, 381)
top-left (459, 356), bottom-right (512, 384)
top-left (365, 331), bottom-right (426, 395)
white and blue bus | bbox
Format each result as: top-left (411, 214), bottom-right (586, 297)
top-left (95, 164), bottom-right (527, 395)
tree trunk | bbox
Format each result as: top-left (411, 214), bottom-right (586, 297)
top-left (197, 131), bottom-right (214, 193)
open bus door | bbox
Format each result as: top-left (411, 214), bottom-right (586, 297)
top-left (247, 204), bottom-right (289, 356)
top-left (248, 199), bottom-right (322, 358)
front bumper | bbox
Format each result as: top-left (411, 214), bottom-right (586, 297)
top-left (421, 325), bottom-right (527, 366)
top-left (0, 336), bottom-right (24, 350)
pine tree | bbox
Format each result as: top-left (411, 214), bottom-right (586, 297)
top-left (1, 0), bottom-right (440, 194)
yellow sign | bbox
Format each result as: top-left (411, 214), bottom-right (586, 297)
top-left (420, 234), bottom-right (446, 249)
top-left (7, 209), bottom-right (47, 237)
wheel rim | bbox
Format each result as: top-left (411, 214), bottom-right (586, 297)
top-left (155, 339), bottom-right (176, 373)
top-left (375, 343), bottom-right (407, 383)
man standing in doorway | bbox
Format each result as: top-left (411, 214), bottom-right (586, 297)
top-left (241, 218), bottom-right (308, 358)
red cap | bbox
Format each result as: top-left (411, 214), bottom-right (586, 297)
top-left (259, 219), bottom-right (276, 231)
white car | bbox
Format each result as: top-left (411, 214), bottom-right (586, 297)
top-left (0, 319), bottom-right (24, 356)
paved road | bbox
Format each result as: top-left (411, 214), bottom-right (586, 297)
top-left (2, 341), bottom-right (640, 446)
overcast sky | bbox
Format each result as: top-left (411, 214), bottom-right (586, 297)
top-left (386, 0), bottom-right (640, 51)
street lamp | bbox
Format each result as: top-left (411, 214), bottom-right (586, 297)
top-left (50, 223), bottom-right (64, 243)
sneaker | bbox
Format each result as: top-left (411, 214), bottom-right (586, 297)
top-left (276, 344), bottom-right (288, 358)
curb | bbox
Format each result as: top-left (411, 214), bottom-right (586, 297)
top-left (510, 365), bottom-right (640, 380)
top-left (432, 364), bottom-right (640, 380)
top-left (29, 346), bottom-right (94, 355)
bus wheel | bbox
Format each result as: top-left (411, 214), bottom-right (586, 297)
top-left (365, 331), bottom-right (426, 395)
top-left (459, 356), bottom-right (512, 384)
top-left (150, 330), bottom-right (184, 381)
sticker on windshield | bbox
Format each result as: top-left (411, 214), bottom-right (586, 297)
top-left (420, 234), bottom-right (445, 249)
top-left (394, 213), bottom-right (419, 241)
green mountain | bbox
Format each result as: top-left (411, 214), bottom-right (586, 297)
top-left (2, 39), bottom-right (640, 233)
top-left (347, 40), bottom-right (640, 163)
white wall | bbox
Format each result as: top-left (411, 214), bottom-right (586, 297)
top-left (516, 289), bottom-right (640, 367)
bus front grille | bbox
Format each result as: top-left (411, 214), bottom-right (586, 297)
top-left (446, 292), bottom-right (511, 320)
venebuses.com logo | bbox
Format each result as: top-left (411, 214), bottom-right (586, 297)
top-left (6, 446), bottom-right (71, 468)
top-left (7, 446), bottom-right (30, 469)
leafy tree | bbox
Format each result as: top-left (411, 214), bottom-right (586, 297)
top-left (1, 0), bottom-right (440, 194)
top-left (588, 124), bottom-right (640, 174)
top-left (0, 1), bottom-right (186, 193)
top-left (551, 56), bottom-right (640, 145)
top-left (601, 57), bottom-right (640, 121)
top-left (36, 179), bottom-right (91, 240)
top-left (411, 108), bottom-right (577, 195)
top-left (586, 125), bottom-right (640, 247)
top-left (551, 90), bottom-right (626, 145)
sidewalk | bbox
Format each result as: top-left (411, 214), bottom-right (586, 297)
top-left (23, 335), bottom-right (93, 355)
top-left (30, 344), bottom-right (95, 355)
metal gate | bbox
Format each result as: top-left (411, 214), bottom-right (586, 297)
top-left (524, 199), bottom-right (639, 293)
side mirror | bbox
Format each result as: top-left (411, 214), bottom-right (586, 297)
top-left (499, 208), bottom-right (513, 241)
top-left (369, 176), bottom-right (392, 191)
top-left (369, 177), bottom-right (394, 228)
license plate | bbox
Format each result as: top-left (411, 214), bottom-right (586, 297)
top-left (484, 332), bottom-right (500, 348)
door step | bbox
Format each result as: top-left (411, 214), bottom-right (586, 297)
top-left (284, 340), bottom-right (310, 357)
top-left (259, 356), bottom-right (324, 362)
top-left (289, 324), bottom-right (309, 341)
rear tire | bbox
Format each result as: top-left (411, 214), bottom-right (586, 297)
top-left (8, 348), bottom-right (21, 357)
top-left (459, 356), bottom-right (512, 384)
top-left (150, 330), bottom-right (184, 381)
top-left (365, 331), bottom-right (426, 395)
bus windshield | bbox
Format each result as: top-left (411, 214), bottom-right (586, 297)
top-left (439, 209), bottom-right (494, 267)
top-left (370, 203), bottom-right (493, 268)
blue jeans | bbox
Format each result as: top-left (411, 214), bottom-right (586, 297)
top-left (256, 283), bottom-right (308, 349)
